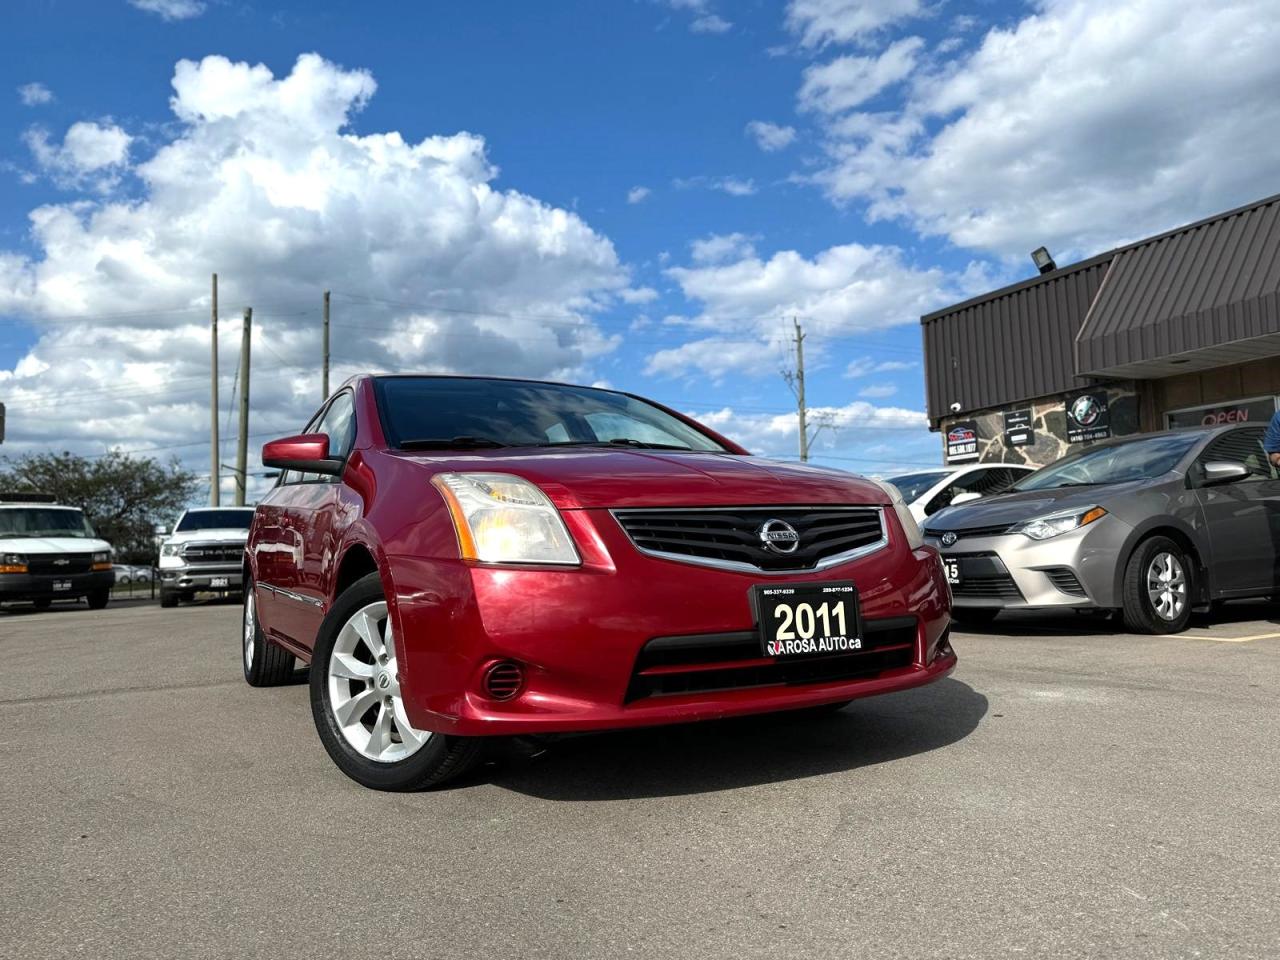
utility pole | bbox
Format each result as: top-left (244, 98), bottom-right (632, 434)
top-left (210, 273), bottom-right (220, 506)
top-left (234, 307), bottom-right (252, 506)
top-left (791, 318), bottom-right (810, 462)
top-left (322, 289), bottom-right (330, 401)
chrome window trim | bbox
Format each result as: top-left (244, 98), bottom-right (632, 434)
top-left (610, 505), bottom-right (888, 576)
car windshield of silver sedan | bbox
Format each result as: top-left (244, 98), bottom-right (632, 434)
top-left (0, 507), bottom-right (96, 539)
top-left (374, 376), bottom-right (730, 453)
top-left (1013, 433), bottom-right (1201, 491)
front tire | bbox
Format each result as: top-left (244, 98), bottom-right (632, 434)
top-left (242, 579), bottom-right (295, 686)
top-left (310, 572), bottom-right (482, 791)
top-left (32, 598), bottom-right (52, 611)
top-left (1122, 536), bottom-right (1192, 634)
top-left (87, 589), bottom-right (109, 610)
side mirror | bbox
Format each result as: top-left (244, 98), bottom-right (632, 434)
top-left (262, 434), bottom-right (345, 476)
top-left (951, 491), bottom-right (983, 506)
top-left (1201, 460), bottom-right (1251, 486)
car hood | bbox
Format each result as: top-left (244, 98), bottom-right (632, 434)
top-left (398, 449), bottom-right (889, 509)
top-left (164, 528), bottom-right (250, 544)
top-left (924, 480), bottom-right (1148, 531)
top-left (0, 536), bottom-right (113, 554)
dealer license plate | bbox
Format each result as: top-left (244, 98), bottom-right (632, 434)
top-left (754, 581), bottom-right (862, 659)
top-left (942, 557), bottom-right (961, 585)
top-left (52, 580), bottom-right (72, 592)
top-left (210, 577), bottom-right (230, 589)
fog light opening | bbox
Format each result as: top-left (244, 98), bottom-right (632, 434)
top-left (482, 660), bottom-right (526, 701)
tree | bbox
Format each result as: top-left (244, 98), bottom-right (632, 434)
top-left (0, 451), bottom-right (199, 562)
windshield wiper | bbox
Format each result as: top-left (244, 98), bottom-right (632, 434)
top-left (538, 438), bottom-right (692, 451)
top-left (399, 436), bottom-right (510, 450)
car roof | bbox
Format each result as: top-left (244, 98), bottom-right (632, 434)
top-left (0, 503), bottom-right (78, 510)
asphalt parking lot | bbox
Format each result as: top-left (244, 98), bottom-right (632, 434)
top-left (2, 600), bottom-right (1278, 960)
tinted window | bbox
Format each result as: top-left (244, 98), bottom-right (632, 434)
top-left (175, 509), bottom-right (256, 531)
top-left (1198, 428), bottom-right (1275, 481)
top-left (374, 377), bottom-right (728, 452)
top-left (1013, 433), bottom-right (1201, 490)
top-left (0, 508), bottom-right (95, 538)
top-left (887, 471), bottom-right (951, 503)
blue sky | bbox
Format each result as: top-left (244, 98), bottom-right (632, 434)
top-left (2, 0), bottom-right (1277, 497)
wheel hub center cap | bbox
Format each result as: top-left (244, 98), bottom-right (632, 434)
top-left (376, 672), bottom-right (392, 691)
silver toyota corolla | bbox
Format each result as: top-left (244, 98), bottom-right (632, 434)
top-left (922, 424), bottom-right (1280, 633)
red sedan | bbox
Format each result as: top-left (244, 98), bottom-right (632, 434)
top-left (243, 375), bottom-right (955, 789)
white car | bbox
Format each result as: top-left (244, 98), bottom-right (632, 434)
top-left (158, 507), bottom-right (255, 607)
top-left (0, 495), bottom-right (115, 611)
top-left (886, 463), bottom-right (1036, 523)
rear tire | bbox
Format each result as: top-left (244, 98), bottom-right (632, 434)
top-left (310, 571), bottom-right (483, 791)
top-left (1122, 536), bottom-right (1192, 634)
top-left (87, 589), bottom-right (109, 610)
top-left (242, 578), bottom-right (295, 686)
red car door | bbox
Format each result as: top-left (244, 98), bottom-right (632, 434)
top-left (268, 391), bottom-right (359, 651)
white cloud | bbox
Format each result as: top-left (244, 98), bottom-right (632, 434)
top-left (785, 0), bottom-right (925, 49)
top-left (845, 356), bottom-right (916, 377)
top-left (673, 175), bottom-right (758, 197)
top-left (128, 0), bottom-right (206, 20)
top-left (650, 241), bottom-right (985, 379)
top-left (619, 286), bottom-right (659, 304)
top-left (798, 36), bottom-right (924, 114)
top-left (690, 14), bottom-right (732, 34)
top-left (858, 383), bottom-right (897, 398)
top-left (808, 0), bottom-right (1280, 258)
top-left (690, 232), bottom-right (757, 264)
top-left (691, 402), bottom-right (934, 470)
top-left (18, 82), bottom-right (54, 106)
top-left (0, 53), bottom-right (628, 490)
top-left (627, 185), bottom-right (651, 204)
top-left (24, 121), bottom-right (133, 190)
top-left (745, 120), bottom-right (797, 152)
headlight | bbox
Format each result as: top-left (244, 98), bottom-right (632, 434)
top-left (161, 543), bottom-right (181, 557)
top-left (1016, 506), bottom-right (1107, 541)
top-left (92, 550), bottom-right (112, 571)
top-left (0, 552), bottom-right (28, 574)
top-left (872, 479), bottom-right (925, 550)
top-left (431, 473), bottom-right (580, 566)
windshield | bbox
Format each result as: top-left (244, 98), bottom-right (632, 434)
top-left (1013, 433), bottom-right (1201, 491)
top-left (373, 377), bottom-right (730, 452)
top-left (0, 507), bottom-right (96, 539)
top-left (886, 471), bottom-right (951, 503)
top-left (175, 509), bottom-right (256, 532)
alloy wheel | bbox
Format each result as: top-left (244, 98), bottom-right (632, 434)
top-left (326, 601), bottom-right (430, 763)
top-left (1146, 551), bottom-right (1187, 622)
top-left (243, 590), bottom-right (255, 670)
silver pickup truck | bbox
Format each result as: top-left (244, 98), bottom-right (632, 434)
top-left (158, 507), bottom-right (255, 607)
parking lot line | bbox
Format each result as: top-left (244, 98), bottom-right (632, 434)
top-left (1161, 630), bottom-right (1280, 643)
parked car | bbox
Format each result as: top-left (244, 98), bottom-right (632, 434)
top-left (887, 463), bottom-right (1035, 522)
top-left (923, 424), bottom-right (1280, 633)
top-left (0, 494), bottom-right (114, 610)
top-left (242, 375), bottom-right (955, 790)
top-left (158, 507), bottom-right (256, 607)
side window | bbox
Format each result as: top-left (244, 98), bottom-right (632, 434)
top-left (1199, 428), bottom-right (1275, 481)
top-left (280, 408), bottom-right (328, 485)
top-left (316, 392), bottom-right (357, 460)
top-left (924, 468), bottom-right (1010, 517)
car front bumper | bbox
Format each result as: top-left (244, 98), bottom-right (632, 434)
top-left (160, 566), bottom-right (244, 593)
top-left (0, 570), bottom-right (115, 602)
top-left (388, 511), bottom-right (955, 737)
top-left (930, 515), bottom-right (1131, 611)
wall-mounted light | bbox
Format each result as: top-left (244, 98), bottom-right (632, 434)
top-left (1030, 246), bottom-right (1057, 274)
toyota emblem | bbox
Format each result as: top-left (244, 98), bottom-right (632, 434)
top-left (757, 518), bottom-right (800, 554)
top-left (940, 532), bottom-right (958, 547)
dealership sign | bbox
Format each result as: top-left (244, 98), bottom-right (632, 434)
top-left (1065, 391), bottom-right (1111, 443)
top-left (945, 420), bottom-right (980, 462)
top-left (1166, 396), bottom-right (1278, 430)
top-left (1003, 408), bottom-right (1034, 447)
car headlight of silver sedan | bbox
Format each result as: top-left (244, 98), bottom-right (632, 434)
top-left (1016, 506), bottom-right (1107, 541)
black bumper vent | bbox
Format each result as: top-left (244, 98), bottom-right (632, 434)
top-left (1045, 567), bottom-right (1087, 597)
top-left (613, 507), bottom-right (884, 572)
top-left (627, 616), bottom-right (917, 701)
